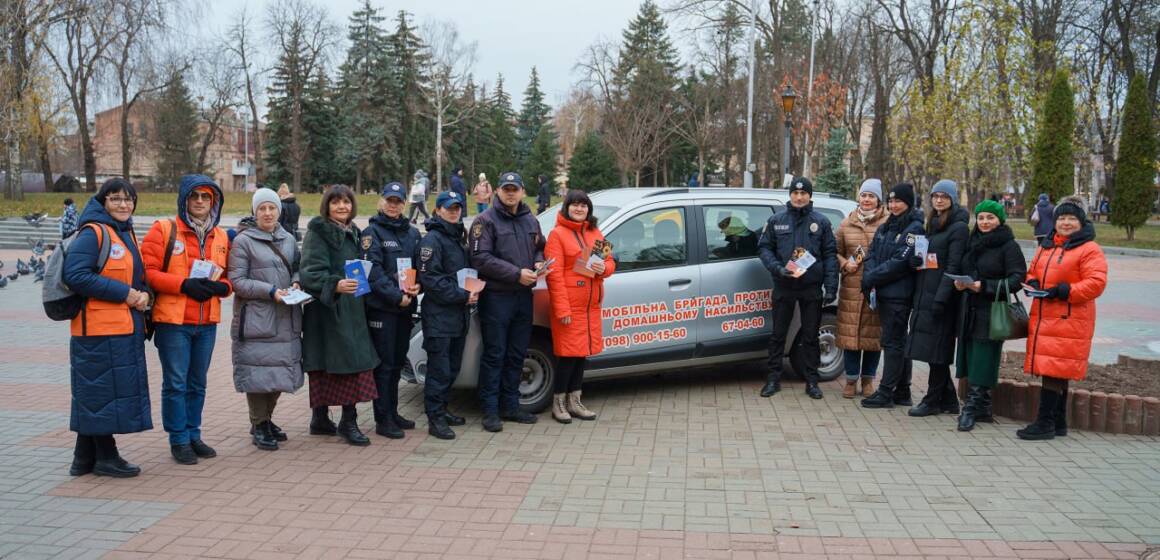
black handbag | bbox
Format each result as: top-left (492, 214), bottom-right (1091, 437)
top-left (989, 281), bottom-right (1029, 341)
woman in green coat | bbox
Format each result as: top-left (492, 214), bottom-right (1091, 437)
top-left (300, 185), bottom-right (380, 446)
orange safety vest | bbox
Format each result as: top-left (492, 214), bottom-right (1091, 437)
top-left (150, 219), bottom-right (230, 325)
top-left (71, 224), bottom-right (138, 337)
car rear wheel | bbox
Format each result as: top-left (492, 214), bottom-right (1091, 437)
top-left (520, 333), bottom-right (556, 413)
top-left (790, 312), bottom-right (844, 382)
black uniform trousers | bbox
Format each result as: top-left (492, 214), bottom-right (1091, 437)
top-left (423, 335), bottom-right (466, 418)
top-left (767, 289), bottom-right (822, 384)
top-left (877, 299), bottom-right (913, 393)
top-left (369, 313), bottom-right (413, 425)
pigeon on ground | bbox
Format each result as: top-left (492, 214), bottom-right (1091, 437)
top-left (5, 272), bottom-right (17, 281)
top-left (16, 259), bottom-right (31, 275)
top-left (0, 276), bottom-right (8, 288)
top-left (29, 237), bottom-right (46, 256)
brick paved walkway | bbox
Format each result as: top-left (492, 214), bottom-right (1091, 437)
top-left (0, 248), bottom-right (1158, 559)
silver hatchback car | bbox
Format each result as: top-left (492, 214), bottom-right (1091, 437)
top-left (407, 187), bottom-right (857, 412)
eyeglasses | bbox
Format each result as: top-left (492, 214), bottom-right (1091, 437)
top-left (106, 197), bottom-right (135, 206)
top-left (188, 192), bottom-right (213, 201)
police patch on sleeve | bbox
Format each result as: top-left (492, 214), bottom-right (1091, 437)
top-left (420, 246), bottom-right (433, 262)
top-left (361, 235), bottom-right (372, 250)
top-left (471, 222), bottom-right (483, 239)
top-left (905, 233), bottom-right (916, 246)
top-left (810, 222), bottom-right (819, 233)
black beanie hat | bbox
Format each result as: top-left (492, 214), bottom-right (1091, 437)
top-left (1054, 196), bottom-right (1088, 225)
top-left (789, 176), bottom-right (813, 195)
top-left (888, 182), bottom-right (915, 209)
top-left (95, 177), bottom-right (137, 206)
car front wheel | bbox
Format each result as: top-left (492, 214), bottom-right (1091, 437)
top-left (790, 312), bottom-right (844, 382)
top-left (520, 333), bottom-right (556, 413)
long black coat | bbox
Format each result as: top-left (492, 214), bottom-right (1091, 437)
top-left (956, 224), bottom-right (1027, 341)
top-left (905, 205), bottom-right (969, 365)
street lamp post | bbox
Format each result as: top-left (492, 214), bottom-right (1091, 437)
top-left (781, 85), bottom-right (797, 182)
top-left (743, 0), bottom-right (758, 188)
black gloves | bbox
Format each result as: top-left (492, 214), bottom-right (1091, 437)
top-left (1026, 279), bottom-right (1041, 290)
top-left (181, 278), bottom-right (218, 302)
top-left (208, 280), bottom-right (230, 297)
top-left (1044, 282), bottom-right (1070, 301)
top-left (776, 266), bottom-right (794, 278)
top-left (909, 254), bottom-right (923, 268)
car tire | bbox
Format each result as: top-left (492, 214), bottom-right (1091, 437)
top-left (520, 332), bottom-right (557, 414)
top-left (790, 312), bottom-right (844, 382)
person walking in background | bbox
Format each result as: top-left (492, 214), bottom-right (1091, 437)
top-left (536, 175), bottom-right (552, 214)
top-left (62, 178), bottom-right (152, 478)
top-left (142, 175), bottom-right (231, 466)
top-left (471, 172), bottom-right (544, 432)
top-left (363, 182), bottom-right (422, 439)
top-left (408, 170), bottom-right (430, 224)
top-left (1098, 197), bottom-right (1110, 223)
top-left (450, 166), bottom-right (468, 217)
top-left (757, 176), bottom-right (839, 400)
top-left (544, 190), bottom-right (616, 423)
top-left (473, 173), bottom-right (493, 214)
top-left (418, 192), bottom-right (475, 439)
top-left (835, 179), bottom-right (888, 398)
top-left (905, 179), bottom-right (968, 417)
top-left (1030, 193), bottom-right (1054, 242)
top-left (228, 189), bottom-right (304, 451)
top-left (1018, 197), bottom-right (1107, 440)
top-left (60, 198), bottom-right (79, 239)
top-left (300, 185), bottom-right (381, 446)
top-left (277, 183), bottom-right (301, 240)
top-left (860, 183), bottom-right (925, 409)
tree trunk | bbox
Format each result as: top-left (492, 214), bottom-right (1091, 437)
top-left (120, 102), bottom-right (132, 179)
top-left (4, 105), bottom-right (22, 201)
top-left (38, 133), bottom-right (53, 193)
top-left (434, 111), bottom-right (443, 191)
top-left (4, 9), bottom-right (27, 201)
top-left (81, 122), bottom-right (97, 192)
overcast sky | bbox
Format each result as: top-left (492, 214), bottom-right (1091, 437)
top-left (202, 0), bottom-right (654, 108)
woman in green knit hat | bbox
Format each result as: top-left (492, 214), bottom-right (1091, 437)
top-left (952, 199), bottom-right (1027, 431)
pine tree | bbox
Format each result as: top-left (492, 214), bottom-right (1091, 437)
top-left (515, 67), bottom-right (551, 167)
top-left (337, 0), bottom-right (395, 191)
top-left (303, 72), bottom-right (345, 187)
top-left (815, 128), bottom-right (855, 197)
top-left (614, 0), bottom-right (679, 92)
top-left (153, 74), bottom-right (199, 188)
top-left (1111, 75), bottom-right (1157, 241)
top-left (1027, 70), bottom-right (1075, 209)
top-left (387, 11), bottom-right (431, 181)
top-left (567, 132), bottom-right (619, 191)
top-left (479, 74), bottom-right (517, 181)
top-left (523, 124), bottom-right (559, 195)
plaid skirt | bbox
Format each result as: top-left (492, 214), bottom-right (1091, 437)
top-left (307, 369), bottom-right (378, 408)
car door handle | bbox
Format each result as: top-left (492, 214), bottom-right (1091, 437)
top-left (668, 278), bottom-right (692, 290)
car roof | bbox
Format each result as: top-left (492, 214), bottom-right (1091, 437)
top-left (589, 187), bottom-right (854, 209)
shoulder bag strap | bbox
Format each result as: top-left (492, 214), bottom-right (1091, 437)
top-left (161, 219), bottom-right (177, 273)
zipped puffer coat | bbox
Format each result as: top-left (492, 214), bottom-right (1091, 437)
top-left (835, 207), bottom-right (887, 351)
top-left (544, 213), bottom-right (616, 357)
top-left (1023, 223), bottom-right (1107, 380)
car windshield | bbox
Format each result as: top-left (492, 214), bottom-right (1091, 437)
top-left (537, 204), bottom-right (617, 233)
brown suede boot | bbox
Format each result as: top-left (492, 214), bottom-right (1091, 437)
top-left (551, 394), bottom-right (572, 424)
top-left (843, 380), bottom-right (857, 399)
top-left (861, 377), bottom-right (875, 398)
top-left (566, 391), bottom-right (597, 421)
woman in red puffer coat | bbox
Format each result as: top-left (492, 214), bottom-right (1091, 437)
top-left (544, 190), bottom-right (616, 424)
top-left (1018, 197), bottom-right (1107, 440)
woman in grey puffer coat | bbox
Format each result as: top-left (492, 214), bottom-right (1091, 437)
top-left (228, 190), bottom-right (304, 451)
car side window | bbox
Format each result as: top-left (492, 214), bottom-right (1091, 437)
top-left (818, 207), bottom-right (845, 229)
top-left (703, 205), bottom-right (773, 261)
top-left (607, 208), bottom-right (687, 272)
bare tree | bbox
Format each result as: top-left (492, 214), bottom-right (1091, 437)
top-left (227, 7), bottom-right (266, 182)
top-left (194, 47), bottom-right (243, 173)
top-left (419, 19), bottom-right (478, 190)
top-left (554, 88), bottom-right (601, 167)
top-left (266, 0), bottom-right (333, 192)
top-left (43, 0), bottom-right (118, 191)
top-left (874, 0), bottom-right (960, 96)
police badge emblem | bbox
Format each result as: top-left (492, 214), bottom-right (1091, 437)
top-left (361, 235), bottom-right (372, 251)
top-left (420, 246), bottom-right (433, 261)
top-left (471, 222), bottom-right (483, 239)
top-left (905, 233), bottom-right (916, 246)
top-left (810, 222), bottom-right (819, 233)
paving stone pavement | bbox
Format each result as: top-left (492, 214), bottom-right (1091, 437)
top-left (0, 250), bottom-right (1158, 559)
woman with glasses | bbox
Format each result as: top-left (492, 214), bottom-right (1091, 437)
top-left (62, 178), bottom-right (153, 477)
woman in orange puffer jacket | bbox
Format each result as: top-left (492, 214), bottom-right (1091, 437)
top-left (1018, 197), bottom-right (1107, 440)
top-left (544, 190), bottom-right (616, 424)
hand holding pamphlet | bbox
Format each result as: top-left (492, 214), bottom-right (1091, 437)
top-left (1021, 283), bottom-right (1049, 298)
top-left (457, 268), bottom-right (486, 294)
top-left (534, 258), bottom-right (556, 277)
top-left (786, 249), bottom-right (816, 278)
top-left (944, 273), bottom-right (976, 284)
top-left (396, 258), bottom-right (417, 293)
top-left (280, 288), bottom-right (314, 305)
top-left (189, 259), bottom-right (224, 281)
top-left (344, 259), bottom-right (372, 297)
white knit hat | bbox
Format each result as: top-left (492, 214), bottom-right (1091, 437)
top-left (859, 178), bottom-right (883, 202)
top-left (252, 188), bottom-right (282, 215)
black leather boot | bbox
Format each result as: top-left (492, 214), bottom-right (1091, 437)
top-left (940, 386), bottom-right (960, 414)
top-left (861, 389), bottom-right (895, 408)
top-left (393, 414), bottom-right (416, 430)
top-left (375, 417), bottom-right (404, 439)
top-left (760, 375), bottom-right (781, 397)
top-left (1053, 382), bottom-right (1069, 436)
top-left (252, 421), bottom-right (279, 450)
top-left (805, 383), bottom-right (823, 399)
top-left (337, 405), bottom-right (370, 446)
top-left (892, 386), bottom-right (913, 406)
top-left (252, 421), bottom-right (288, 442)
top-left (976, 387), bottom-right (994, 423)
top-left (310, 406), bottom-right (337, 435)
top-left (95, 436), bottom-right (140, 477)
top-left (428, 415), bottom-right (456, 440)
top-left (70, 434), bottom-right (96, 476)
top-left (1017, 389), bottom-right (1059, 440)
top-left (442, 410), bottom-right (466, 426)
top-left (957, 385), bottom-right (984, 432)
top-left (908, 397), bottom-right (942, 417)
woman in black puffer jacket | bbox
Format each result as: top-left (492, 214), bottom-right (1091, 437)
top-left (905, 179), bottom-right (969, 417)
top-left (952, 200), bottom-right (1026, 431)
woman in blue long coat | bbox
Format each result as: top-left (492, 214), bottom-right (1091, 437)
top-left (62, 178), bottom-right (153, 477)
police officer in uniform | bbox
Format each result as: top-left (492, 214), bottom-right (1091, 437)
top-left (363, 182), bottom-right (422, 438)
top-left (757, 176), bottom-right (839, 399)
top-left (471, 172), bottom-right (544, 432)
top-left (418, 191), bottom-right (476, 439)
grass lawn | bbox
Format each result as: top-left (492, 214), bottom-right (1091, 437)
top-left (1008, 220), bottom-right (1160, 251)
top-left (0, 192), bottom-right (442, 220)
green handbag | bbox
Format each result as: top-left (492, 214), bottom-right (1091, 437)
top-left (989, 281), bottom-right (1029, 340)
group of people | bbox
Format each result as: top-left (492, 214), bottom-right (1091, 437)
top-left (61, 170), bottom-right (608, 478)
top-left (767, 176), bottom-right (1108, 437)
top-left (404, 168), bottom-right (553, 225)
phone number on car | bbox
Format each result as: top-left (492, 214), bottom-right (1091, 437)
top-left (604, 327), bottom-right (689, 349)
